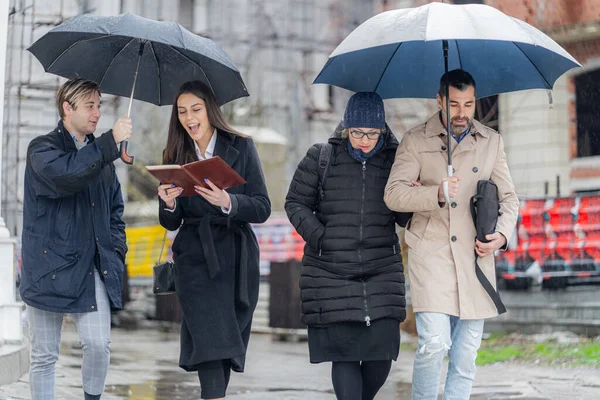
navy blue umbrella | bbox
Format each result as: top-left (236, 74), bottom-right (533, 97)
top-left (314, 2), bottom-right (580, 202)
top-left (28, 12), bottom-right (248, 164)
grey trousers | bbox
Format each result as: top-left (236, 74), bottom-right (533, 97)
top-left (27, 269), bottom-right (111, 400)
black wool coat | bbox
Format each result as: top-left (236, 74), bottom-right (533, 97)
top-left (159, 130), bottom-right (271, 372)
top-left (285, 124), bottom-right (410, 327)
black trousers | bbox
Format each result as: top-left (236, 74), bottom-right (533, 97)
top-left (331, 360), bottom-right (393, 400)
top-left (197, 360), bottom-right (231, 399)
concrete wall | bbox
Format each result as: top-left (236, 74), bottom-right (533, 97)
top-left (499, 76), bottom-right (571, 197)
top-left (4, 0), bottom-right (125, 236)
top-left (3, 0), bottom-right (392, 225)
top-left (486, 0), bottom-right (600, 195)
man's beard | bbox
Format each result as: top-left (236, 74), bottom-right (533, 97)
top-left (451, 117), bottom-right (471, 135)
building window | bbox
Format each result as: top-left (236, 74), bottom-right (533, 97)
top-left (575, 69), bottom-right (600, 158)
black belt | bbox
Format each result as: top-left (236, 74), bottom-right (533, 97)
top-left (183, 215), bottom-right (250, 309)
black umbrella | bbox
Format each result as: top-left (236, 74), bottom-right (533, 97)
top-left (28, 12), bottom-right (249, 164)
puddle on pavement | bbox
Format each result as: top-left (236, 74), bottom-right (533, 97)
top-left (105, 368), bottom-right (336, 400)
top-left (105, 370), bottom-right (200, 400)
top-left (63, 355), bottom-right (130, 368)
top-left (106, 382), bottom-right (201, 400)
top-left (107, 382), bottom-right (335, 399)
top-left (396, 382), bottom-right (533, 400)
top-left (59, 342), bottom-right (148, 367)
top-left (263, 388), bottom-right (334, 394)
top-left (105, 378), bottom-right (543, 400)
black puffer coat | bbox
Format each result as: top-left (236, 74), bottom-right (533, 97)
top-left (285, 124), bottom-right (410, 327)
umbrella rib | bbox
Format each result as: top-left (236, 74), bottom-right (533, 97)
top-left (455, 40), bottom-right (464, 70)
top-left (374, 42), bottom-right (403, 93)
top-left (513, 42), bottom-right (552, 89)
top-left (168, 45), bottom-right (216, 99)
top-left (98, 37), bottom-right (138, 87)
top-left (46, 34), bottom-right (113, 71)
top-left (149, 42), bottom-right (161, 105)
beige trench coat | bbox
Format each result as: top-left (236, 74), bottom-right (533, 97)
top-left (384, 113), bottom-right (519, 320)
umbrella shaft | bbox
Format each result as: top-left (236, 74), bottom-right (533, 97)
top-left (443, 41), bottom-right (453, 205)
top-left (127, 41), bottom-right (146, 117)
top-left (443, 40), bottom-right (452, 166)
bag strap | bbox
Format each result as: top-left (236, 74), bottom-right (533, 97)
top-left (317, 143), bottom-right (333, 203)
top-left (471, 192), bottom-right (506, 315)
top-left (475, 253), bottom-right (507, 314)
top-left (157, 230), bottom-right (168, 264)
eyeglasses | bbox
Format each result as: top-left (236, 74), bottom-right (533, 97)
top-left (349, 129), bottom-right (382, 140)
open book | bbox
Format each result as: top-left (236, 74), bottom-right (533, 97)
top-left (146, 156), bottom-right (246, 197)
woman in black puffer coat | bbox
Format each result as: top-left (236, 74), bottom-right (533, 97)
top-left (285, 92), bottom-right (411, 400)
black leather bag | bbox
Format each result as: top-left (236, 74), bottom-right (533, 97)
top-left (153, 231), bottom-right (176, 295)
top-left (471, 180), bottom-right (501, 242)
top-left (470, 180), bottom-right (506, 315)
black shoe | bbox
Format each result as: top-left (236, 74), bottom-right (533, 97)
top-left (84, 393), bottom-right (101, 400)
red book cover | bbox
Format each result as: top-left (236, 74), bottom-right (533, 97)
top-left (146, 156), bottom-right (246, 197)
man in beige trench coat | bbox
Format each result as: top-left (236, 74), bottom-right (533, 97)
top-left (384, 69), bottom-right (519, 400)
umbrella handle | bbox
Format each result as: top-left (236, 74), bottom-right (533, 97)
top-left (443, 165), bottom-right (453, 204)
top-left (120, 141), bottom-right (134, 164)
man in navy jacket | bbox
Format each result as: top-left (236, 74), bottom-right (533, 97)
top-left (20, 78), bottom-right (132, 400)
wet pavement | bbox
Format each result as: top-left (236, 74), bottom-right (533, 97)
top-left (0, 324), bottom-right (599, 399)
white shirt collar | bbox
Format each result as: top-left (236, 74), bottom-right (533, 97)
top-left (194, 129), bottom-right (217, 160)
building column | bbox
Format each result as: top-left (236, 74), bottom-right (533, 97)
top-left (0, 1), bottom-right (21, 346)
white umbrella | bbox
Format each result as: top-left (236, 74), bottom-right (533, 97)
top-left (314, 2), bottom-right (581, 202)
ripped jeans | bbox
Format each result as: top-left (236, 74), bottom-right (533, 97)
top-left (411, 312), bottom-right (484, 400)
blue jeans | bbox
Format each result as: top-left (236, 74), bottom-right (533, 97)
top-left (411, 312), bottom-right (484, 400)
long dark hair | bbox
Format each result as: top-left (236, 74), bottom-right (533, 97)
top-left (162, 81), bottom-right (244, 165)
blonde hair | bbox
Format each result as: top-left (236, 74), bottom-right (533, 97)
top-left (56, 78), bottom-right (101, 119)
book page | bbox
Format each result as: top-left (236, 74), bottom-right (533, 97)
top-left (146, 165), bottom-right (181, 170)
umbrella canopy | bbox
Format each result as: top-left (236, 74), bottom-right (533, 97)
top-left (314, 2), bottom-right (581, 203)
top-left (28, 12), bottom-right (248, 106)
top-left (314, 2), bottom-right (581, 99)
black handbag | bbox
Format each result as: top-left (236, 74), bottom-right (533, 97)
top-left (470, 180), bottom-right (506, 315)
top-left (153, 230), bottom-right (176, 295)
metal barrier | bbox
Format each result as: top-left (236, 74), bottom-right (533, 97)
top-left (498, 195), bottom-right (600, 290)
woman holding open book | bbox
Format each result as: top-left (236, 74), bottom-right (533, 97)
top-left (156, 80), bottom-right (271, 400)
